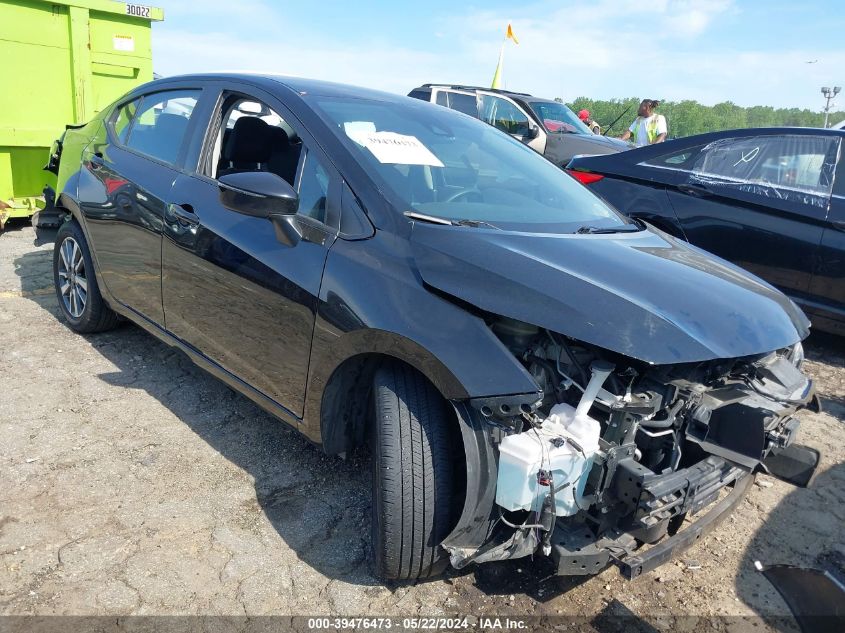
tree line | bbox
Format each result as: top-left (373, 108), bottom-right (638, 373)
top-left (565, 97), bottom-right (845, 138)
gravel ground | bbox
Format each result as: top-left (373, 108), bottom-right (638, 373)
top-left (1, 220), bottom-right (844, 626)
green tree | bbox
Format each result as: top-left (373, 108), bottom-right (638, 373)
top-left (565, 97), bottom-right (845, 138)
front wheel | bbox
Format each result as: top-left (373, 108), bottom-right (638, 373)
top-left (53, 220), bottom-right (119, 333)
top-left (370, 363), bottom-right (457, 581)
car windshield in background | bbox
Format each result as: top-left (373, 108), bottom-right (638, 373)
top-left (528, 101), bottom-right (593, 135)
top-left (310, 97), bottom-right (628, 233)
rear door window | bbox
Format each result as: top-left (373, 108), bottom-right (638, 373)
top-left (123, 90), bottom-right (200, 165)
top-left (641, 145), bottom-right (705, 171)
top-left (689, 135), bottom-right (839, 205)
top-left (407, 88), bottom-right (431, 102)
top-left (112, 99), bottom-right (139, 144)
top-left (437, 91), bottom-right (478, 117)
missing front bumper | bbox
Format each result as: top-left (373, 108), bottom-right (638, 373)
top-left (551, 472), bottom-right (754, 579)
top-left (614, 473), bottom-right (753, 579)
top-left (442, 400), bottom-right (819, 579)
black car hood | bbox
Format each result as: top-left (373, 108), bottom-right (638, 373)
top-left (410, 223), bottom-right (809, 364)
top-left (544, 133), bottom-right (628, 167)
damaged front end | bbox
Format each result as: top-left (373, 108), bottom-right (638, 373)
top-left (442, 319), bottom-right (820, 579)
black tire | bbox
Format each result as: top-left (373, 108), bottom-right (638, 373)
top-left (370, 363), bottom-right (456, 581)
top-left (53, 220), bottom-right (119, 333)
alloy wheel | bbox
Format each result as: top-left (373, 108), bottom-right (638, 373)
top-left (57, 237), bottom-right (88, 318)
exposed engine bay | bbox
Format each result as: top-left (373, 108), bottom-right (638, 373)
top-left (451, 316), bottom-right (819, 578)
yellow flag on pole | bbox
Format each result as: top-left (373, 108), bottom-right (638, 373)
top-left (491, 22), bottom-right (519, 89)
top-left (506, 22), bottom-right (519, 45)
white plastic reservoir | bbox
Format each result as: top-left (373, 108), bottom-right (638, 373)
top-left (496, 403), bottom-right (600, 516)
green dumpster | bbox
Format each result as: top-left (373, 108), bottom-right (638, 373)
top-left (0, 0), bottom-right (163, 229)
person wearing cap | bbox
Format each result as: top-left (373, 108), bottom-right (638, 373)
top-left (578, 109), bottom-right (602, 134)
top-left (620, 99), bottom-right (667, 147)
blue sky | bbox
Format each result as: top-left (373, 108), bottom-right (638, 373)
top-left (151, 0), bottom-right (845, 110)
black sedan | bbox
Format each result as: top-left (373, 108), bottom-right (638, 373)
top-left (47, 74), bottom-right (818, 583)
top-left (567, 127), bottom-right (845, 335)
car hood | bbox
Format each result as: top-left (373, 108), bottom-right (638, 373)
top-left (553, 132), bottom-right (629, 151)
top-left (581, 134), bottom-right (629, 151)
top-left (410, 223), bottom-right (809, 364)
top-left (543, 133), bottom-right (628, 167)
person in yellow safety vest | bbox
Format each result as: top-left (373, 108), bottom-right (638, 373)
top-left (620, 99), bottom-right (667, 147)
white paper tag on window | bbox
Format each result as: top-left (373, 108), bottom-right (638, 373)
top-left (344, 121), bottom-right (376, 137)
top-left (347, 130), bottom-right (443, 167)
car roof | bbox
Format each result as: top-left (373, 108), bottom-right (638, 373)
top-left (649, 127), bottom-right (845, 147)
top-left (413, 83), bottom-right (534, 98)
top-left (672, 127), bottom-right (845, 142)
top-left (521, 96), bottom-right (565, 106)
top-left (411, 84), bottom-right (570, 114)
top-left (135, 72), bottom-right (413, 104)
top-left (626, 127), bottom-right (845, 158)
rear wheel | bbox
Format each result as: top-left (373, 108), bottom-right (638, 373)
top-left (53, 221), bottom-right (119, 333)
top-left (370, 363), bottom-right (457, 581)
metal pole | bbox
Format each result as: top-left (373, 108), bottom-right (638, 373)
top-left (821, 87), bottom-right (841, 128)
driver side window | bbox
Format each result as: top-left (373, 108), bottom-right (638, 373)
top-left (207, 94), bottom-right (334, 226)
top-left (210, 97), bottom-right (302, 187)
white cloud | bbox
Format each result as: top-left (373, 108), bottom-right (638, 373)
top-left (150, 0), bottom-right (841, 110)
top-left (661, 0), bottom-right (734, 37)
top-left (153, 28), bottom-right (450, 95)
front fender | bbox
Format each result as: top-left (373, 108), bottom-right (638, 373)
top-left (440, 402), bottom-right (500, 568)
top-left (300, 232), bottom-right (540, 445)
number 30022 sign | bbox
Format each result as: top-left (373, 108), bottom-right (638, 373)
top-left (125, 3), bottom-right (151, 18)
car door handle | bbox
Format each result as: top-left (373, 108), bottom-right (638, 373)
top-left (677, 183), bottom-right (712, 197)
top-left (167, 203), bottom-right (200, 227)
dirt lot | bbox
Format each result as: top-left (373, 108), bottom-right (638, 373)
top-left (1, 220), bottom-right (844, 625)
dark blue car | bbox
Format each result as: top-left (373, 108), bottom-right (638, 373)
top-left (47, 75), bottom-right (818, 583)
top-left (568, 128), bottom-right (845, 335)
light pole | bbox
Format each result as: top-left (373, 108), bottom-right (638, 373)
top-left (821, 86), bottom-right (841, 128)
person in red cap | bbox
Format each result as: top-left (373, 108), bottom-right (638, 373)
top-left (578, 109), bottom-right (601, 134)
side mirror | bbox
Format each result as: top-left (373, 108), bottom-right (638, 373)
top-left (218, 171), bottom-right (298, 218)
top-left (524, 126), bottom-right (540, 140)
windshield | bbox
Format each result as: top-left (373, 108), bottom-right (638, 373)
top-left (310, 96), bottom-right (629, 233)
top-left (529, 101), bottom-right (593, 135)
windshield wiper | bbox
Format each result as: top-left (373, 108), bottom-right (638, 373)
top-left (404, 211), bottom-right (452, 225)
top-left (453, 218), bottom-right (502, 230)
top-left (404, 211), bottom-right (502, 230)
top-left (575, 224), bottom-right (641, 234)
